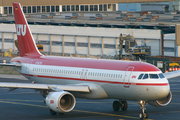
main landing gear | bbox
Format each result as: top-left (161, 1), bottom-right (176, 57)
top-left (50, 109), bottom-right (57, 115)
top-left (113, 100), bottom-right (128, 111)
top-left (50, 109), bottom-right (64, 115)
top-left (139, 100), bottom-right (148, 119)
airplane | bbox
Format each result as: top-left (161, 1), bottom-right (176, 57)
top-left (0, 2), bottom-right (176, 119)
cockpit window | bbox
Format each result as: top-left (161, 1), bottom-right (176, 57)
top-left (149, 74), bottom-right (159, 79)
top-left (159, 73), bottom-right (165, 78)
top-left (143, 74), bottom-right (148, 79)
top-left (138, 74), bottom-right (144, 79)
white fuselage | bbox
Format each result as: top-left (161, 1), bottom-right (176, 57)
top-left (18, 63), bottom-right (170, 101)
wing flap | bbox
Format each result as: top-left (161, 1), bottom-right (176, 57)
top-left (0, 82), bottom-right (90, 92)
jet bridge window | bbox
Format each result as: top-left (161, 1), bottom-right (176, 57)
top-left (149, 74), bottom-right (159, 79)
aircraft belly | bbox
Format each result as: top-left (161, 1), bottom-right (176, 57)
top-left (28, 76), bottom-right (109, 99)
top-left (102, 84), bottom-right (124, 99)
top-left (27, 76), bottom-right (139, 100)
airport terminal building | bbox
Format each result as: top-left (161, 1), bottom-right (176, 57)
top-left (0, 0), bottom-right (179, 14)
top-left (1, 0), bottom-right (180, 59)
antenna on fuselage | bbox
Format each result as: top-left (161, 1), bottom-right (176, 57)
top-left (70, 53), bottom-right (72, 58)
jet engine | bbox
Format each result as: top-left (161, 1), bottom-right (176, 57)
top-left (148, 91), bottom-right (172, 107)
top-left (45, 91), bottom-right (76, 113)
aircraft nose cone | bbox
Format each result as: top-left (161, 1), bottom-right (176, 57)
top-left (156, 83), bottom-right (170, 99)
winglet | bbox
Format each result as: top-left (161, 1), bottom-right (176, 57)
top-left (13, 3), bottom-right (43, 57)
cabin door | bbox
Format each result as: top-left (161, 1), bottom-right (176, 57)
top-left (26, 59), bottom-right (33, 75)
top-left (80, 69), bottom-right (88, 80)
top-left (123, 66), bottom-right (134, 88)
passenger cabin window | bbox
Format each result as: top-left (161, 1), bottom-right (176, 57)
top-left (143, 74), bottom-right (148, 79)
top-left (149, 74), bottom-right (159, 79)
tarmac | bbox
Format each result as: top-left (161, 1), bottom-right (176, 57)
top-left (0, 74), bottom-right (179, 120)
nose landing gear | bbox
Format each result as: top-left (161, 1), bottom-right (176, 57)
top-left (139, 100), bottom-right (148, 119)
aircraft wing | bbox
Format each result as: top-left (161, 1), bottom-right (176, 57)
top-left (0, 63), bottom-right (89, 92)
top-left (164, 70), bottom-right (180, 79)
top-left (0, 82), bottom-right (90, 92)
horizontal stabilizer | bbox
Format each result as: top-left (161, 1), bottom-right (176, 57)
top-left (0, 63), bottom-right (21, 67)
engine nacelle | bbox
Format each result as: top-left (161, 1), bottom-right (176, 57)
top-left (148, 91), bottom-right (172, 107)
top-left (45, 91), bottom-right (76, 113)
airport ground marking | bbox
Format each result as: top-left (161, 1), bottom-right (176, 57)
top-left (74, 110), bottom-right (139, 119)
top-left (0, 99), bottom-right (42, 102)
top-left (0, 98), bottom-right (137, 104)
top-left (0, 99), bottom-right (139, 119)
top-left (0, 100), bottom-right (48, 108)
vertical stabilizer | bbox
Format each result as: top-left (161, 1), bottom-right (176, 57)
top-left (13, 3), bottom-right (42, 57)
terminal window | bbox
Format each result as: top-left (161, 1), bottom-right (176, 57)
top-left (71, 5), bottom-right (75, 11)
top-left (108, 4), bottom-right (111, 11)
top-left (42, 6), bottom-right (45, 12)
top-left (51, 6), bottom-right (55, 12)
top-left (37, 6), bottom-right (41, 13)
top-left (46, 6), bottom-right (50, 12)
top-left (112, 4), bottom-right (116, 11)
top-left (28, 6), bottom-right (31, 13)
top-left (85, 5), bottom-right (88, 11)
top-left (76, 5), bottom-right (79, 11)
top-left (62, 5), bottom-right (66, 11)
top-left (23, 6), bottom-right (27, 13)
top-left (90, 5), bottom-right (93, 11)
top-left (99, 4), bottom-right (102, 11)
top-left (104, 4), bottom-right (107, 11)
top-left (56, 6), bottom-right (59, 12)
top-left (4, 7), bottom-right (7, 14)
top-left (80, 5), bottom-right (84, 11)
top-left (94, 5), bottom-right (98, 11)
top-left (33, 6), bottom-right (36, 13)
top-left (9, 7), bottom-right (12, 14)
top-left (67, 5), bottom-right (70, 11)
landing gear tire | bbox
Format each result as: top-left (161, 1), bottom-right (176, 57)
top-left (139, 112), bottom-right (143, 119)
top-left (121, 101), bottom-right (128, 111)
top-left (50, 109), bottom-right (57, 115)
top-left (113, 101), bottom-right (120, 111)
top-left (139, 112), bottom-right (148, 119)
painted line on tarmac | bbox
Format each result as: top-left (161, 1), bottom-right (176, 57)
top-left (0, 99), bottom-right (42, 102)
top-left (0, 100), bottom-right (48, 108)
top-left (0, 99), bottom-right (138, 104)
top-left (0, 100), bottom-right (140, 119)
top-left (74, 110), bottom-right (140, 119)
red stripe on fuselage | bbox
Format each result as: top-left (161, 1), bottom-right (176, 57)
top-left (22, 73), bottom-right (169, 86)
